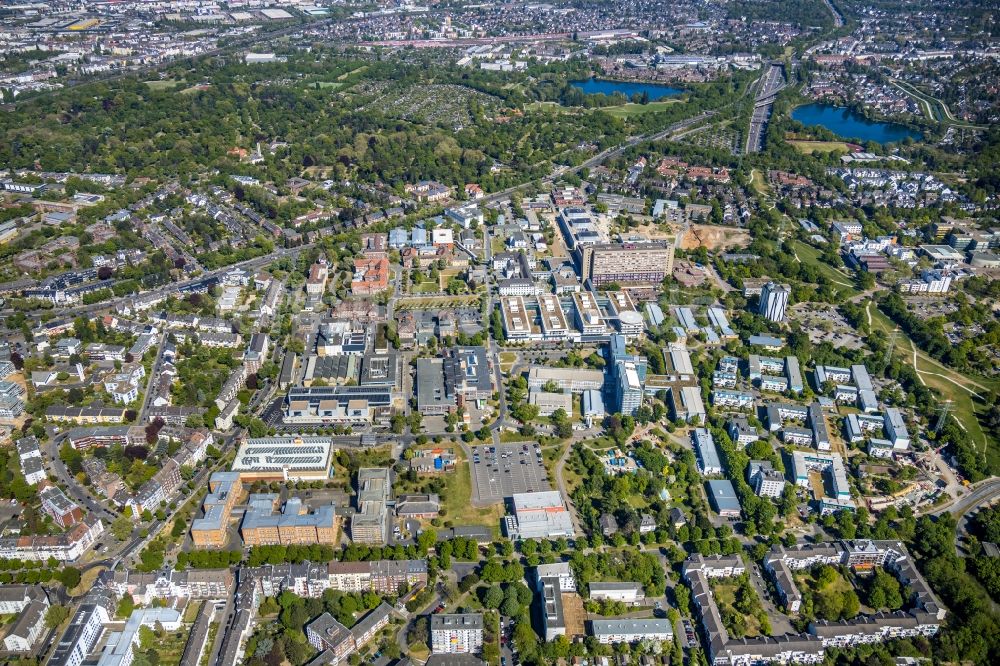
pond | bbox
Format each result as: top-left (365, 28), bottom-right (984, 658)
top-left (791, 103), bottom-right (922, 144)
top-left (570, 78), bottom-right (684, 101)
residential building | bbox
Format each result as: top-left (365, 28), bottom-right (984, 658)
top-left (748, 460), bottom-right (786, 498)
top-left (40, 485), bottom-right (84, 528)
top-left (431, 614), bottom-right (484, 654)
top-left (48, 587), bottom-right (114, 666)
top-left (758, 282), bottom-right (790, 322)
top-left (590, 619), bottom-right (672, 644)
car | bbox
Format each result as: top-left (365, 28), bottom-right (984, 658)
top-left (501, 659), bottom-right (507, 666)
top-left (654, 601), bottom-right (662, 610)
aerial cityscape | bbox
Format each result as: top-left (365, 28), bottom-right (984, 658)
top-left (0, 1), bottom-right (997, 666)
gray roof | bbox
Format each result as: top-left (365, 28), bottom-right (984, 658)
top-left (707, 480), bottom-right (741, 513)
top-left (431, 613), bottom-right (483, 631)
top-left (590, 618), bottom-right (672, 637)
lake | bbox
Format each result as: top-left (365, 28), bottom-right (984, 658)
top-left (570, 78), bottom-right (683, 101)
top-left (792, 103), bottom-right (922, 144)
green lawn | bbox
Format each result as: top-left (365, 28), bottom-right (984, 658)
top-left (144, 79), bottom-right (182, 91)
top-left (439, 447), bottom-right (504, 532)
top-left (411, 281), bottom-right (440, 294)
top-left (710, 580), bottom-right (764, 637)
top-left (788, 140), bottom-right (853, 154)
top-left (791, 240), bottom-right (858, 293)
top-left (603, 99), bottom-right (683, 117)
top-left (866, 302), bottom-right (999, 469)
top-left (317, 81), bottom-right (345, 90)
top-left (750, 169), bottom-right (770, 195)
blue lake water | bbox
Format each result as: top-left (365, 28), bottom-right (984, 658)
top-left (791, 103), bottom-right (922, 144)
top-left (570, 78), bottom-right (684, 101)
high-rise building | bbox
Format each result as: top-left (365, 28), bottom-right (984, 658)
top-left (759, 282), bottom-right (790, 322)
top-left (576, 242), bottom-right (674, 287)
top-left (431, 614), bottom-right (484, 654)
top-left (615, 361), bottom-right (643, 416)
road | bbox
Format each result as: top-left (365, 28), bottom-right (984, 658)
top-left (821, 0), bottom-right (845, 28)
top-left (137, 331), bottom-right (167, 424)
top-left (42, 433), bottom-right (119, 524)
top-left (930, 478), bottom-right (1000, 518)
top-left (745, 63), bottom-right (786, 154)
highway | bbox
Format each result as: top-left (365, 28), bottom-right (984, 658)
top-left (745, 63), bottom-right (786, 154)
top-left (822, 0), bottom-right (845, 28)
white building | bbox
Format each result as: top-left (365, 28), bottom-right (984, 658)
top-left (591, 619), bottom-right (672, 644)
top-left (589, 582), bottom-right (644, 605)
top-left (430, 613), bottom-right (484, 654)
top-left (759, 282), bottom-right (790, 322)
top-left (504, 491), bottom-right (575, 539)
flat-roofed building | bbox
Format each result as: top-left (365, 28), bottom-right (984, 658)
top-left (883, 408), bottom-right (910, 450)
top-left (589, 582), bottom-right (644, 604)
top-left (527, 366), bottom-right (604, 393)
top-left (670, 385), bottom-right (705, 423)
top-left (590, 618), bottom-right (672, 644)
top-left (539, 575), bottom-right (566, 641)
top-left (500, 295), bottom-right (533, 340)
top-left (351, 468), bottom-right (391, 544)
top-left (692, 428), bottom-right (722, 475)
top-left (537, 294), bottom-right (569, 339)
top-left (505, 491), bottom-right (575, 540)
top-left (707, 479), bottom-right (741, 517)
top-left (240, 495), bottom-right (338, 546)
top-left (572, 291), bottom-right (607, 335)
top-left (283, 385), bottom-right (392, 426)
top-left (534, 562), bottom-right (576, 592)
top-left (191, 472), bottom-right (243, 548)
top-left (529, 389), bottom-right (573, 417)
top-left (431, 614), bottom-right (484, 654)
top-left (232, 435), bottom-right (334, 482)
top-left (577, 242), bottom-right (674, 287)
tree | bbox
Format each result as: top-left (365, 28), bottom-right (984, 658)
top-left (45, 604), bottom-right (71, 628)
top-left (58, 567), bottom-right (82, 590)
top-left (483, 585), bottom-right (504, 609)
top-left (111, 515), bottom-right (134, 540)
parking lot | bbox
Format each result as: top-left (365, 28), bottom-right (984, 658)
top-left (471, 442), bottom-right (551, 503)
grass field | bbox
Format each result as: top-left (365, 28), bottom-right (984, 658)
top-left (71, 566), bottom-right (106, 596)
top-left (788, 140), bottom-right (853, 154)
top-left (396, 295), bottom-right (481, 310)
top-left (749, 169), bottom-right (770, 196)
top-left (866, 302), bottom-right (1000, 469)
top-left (711, 580), bottom-right (764, 637)
top-left (144, 79), bottom-right (182, 91)
top-left (317, 81), bottom-right (345, 90)
top-left (154, 626), bottom-right (191, 666)
top-left (440, 447), bottom-right (503, 532)
top-left (499, 351), bottom-right (517, 373)
top-left (603, 99), bottom-right (683, 117)
top-left (411, 281), bottom-right (440, 294)
top-left (790, 240), bottom-right (858, 292)
top-left (526, 99), bottom-right (681, 117)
